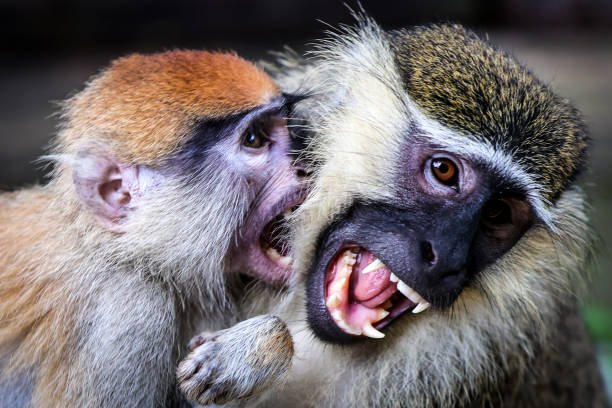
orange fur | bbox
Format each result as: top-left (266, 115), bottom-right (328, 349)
top-left (0, 186), bottom-right (79, 404)
top-left (0, 50), bottom-right (280, 406)
top-left (60, 50), bottom-right (279, 164)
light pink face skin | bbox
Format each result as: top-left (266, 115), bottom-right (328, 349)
top-left (72, 150), bottom-right (142, 233)
top-left (73, 90), bottom-right (305, 285)
top-left (226, 113), bottom-right (307, 285)
top-left (72, 101), bottom-right (306, 286)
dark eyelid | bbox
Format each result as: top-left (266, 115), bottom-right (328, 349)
top-left (180, 94), bottom-right (296, 156)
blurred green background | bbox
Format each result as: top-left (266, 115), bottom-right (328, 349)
top-left (1, 0), bottom-right (610, 395)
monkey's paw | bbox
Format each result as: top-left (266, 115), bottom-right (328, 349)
top-left (177, 315), bottom-right (293, 406)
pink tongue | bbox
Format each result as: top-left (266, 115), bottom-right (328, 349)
top-left (352, 252), bottom-right (393, 302)
top-left (360, 284), bottom-right (397, 308)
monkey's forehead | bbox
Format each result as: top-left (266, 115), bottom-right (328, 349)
top-left (61, 50), bottom-right (279, 164)
top-left (390, 25), bottom-right (588, 201)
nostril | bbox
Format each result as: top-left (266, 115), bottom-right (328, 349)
top-left (421, 241), bottom-right (436, 265)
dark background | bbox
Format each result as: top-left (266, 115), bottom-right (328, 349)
top-left (1, 0), bottom-right (611, 392)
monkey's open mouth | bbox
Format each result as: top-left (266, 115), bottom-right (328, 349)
top-left (259, 206), bottom-right (297, 269)
top-left (246, 187), bottom-right (305, 284)
top-left (234, 188), bottom-right (305, 286)
top-left (324, 246), bottom-right (431, 339)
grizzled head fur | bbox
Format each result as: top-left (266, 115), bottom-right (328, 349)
top-left (265, 15), bottom-right (595, 407)
top-left (391, 25), bottom-right (588, 202)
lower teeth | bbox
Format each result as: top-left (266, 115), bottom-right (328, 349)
top-left (326, 249), bottom-right (432, 338)
top-left (266, 247), bottom-right (293, 267)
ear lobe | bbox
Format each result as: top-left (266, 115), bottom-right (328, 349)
top-left (73, 150), bottom-right (138, 233)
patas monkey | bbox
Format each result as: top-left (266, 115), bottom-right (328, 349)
top-left (0, 50), bottom-right (305, 407)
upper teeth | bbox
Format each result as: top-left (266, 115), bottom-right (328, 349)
top-left (395, 280), bottom-right (430, 313)
top-left (327, 252), bottom-right (432, 341)
top-left (396, 281), bottom-right (421, 303)
top-left (362, 258), bottom-right (385, 274)
top-left (361, 258), bottom-right (431, 314)
top-left (412, 302), bottom-right (431, 314)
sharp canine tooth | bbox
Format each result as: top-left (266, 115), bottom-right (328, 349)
top-left (396, 280), bottom-right (411, 299)
top-left (362, 259), bottom-right (384, 274)
top-left (397, 281), bottom-right (423, 304)
top-left (390, 273), bottom-right (399, 283)
top-left (412, 302), bottom-right (431, 314)
top-left (362, 322), bottom-right (385, 339)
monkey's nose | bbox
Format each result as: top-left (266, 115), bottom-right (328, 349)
top-left (415, 238), bottom-right (469, 304)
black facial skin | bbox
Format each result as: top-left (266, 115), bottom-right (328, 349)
top-left (171, 96), bottom-right (290, 174)
top-left (307, 139), bottom-right (534, 343)
top-left (172, 93), bottom-right (311, 178)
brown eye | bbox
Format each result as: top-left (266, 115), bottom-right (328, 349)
top-left (431, 158), bottom-right (458, 187)
top-left (482, 199), bottom-right (513, 226)
top-left (242, 123), bottom-right (269, 149)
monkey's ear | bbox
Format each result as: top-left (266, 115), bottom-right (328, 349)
top-left (72, 149), bottom-right (140, 233)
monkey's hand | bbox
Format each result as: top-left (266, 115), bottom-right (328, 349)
top-left (177, 315), bottom-right (293, 406)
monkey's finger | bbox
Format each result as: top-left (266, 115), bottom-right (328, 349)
top-left (187, 332), bottom-right (216, 351)
top-left (197, 381), bottom-right (240, 406)
top-left (179, 360), bottom-right (220, 400)
top-left (181, 373), bottom-right (218, 403)
top-left (176, 356), bottom-right (201, 382)
top-left (177, 340), bottom-right (220, 381)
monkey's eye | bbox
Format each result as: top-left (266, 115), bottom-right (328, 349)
top-left (242, 123), bottom-right (270, 149)
top-left (431, 157), bottom-right (458, 188)
top-left (482, 198), bottom-right (513, 226)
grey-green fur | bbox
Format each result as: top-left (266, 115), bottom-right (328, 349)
top-left (178, 18), bottom-right (609, 408)
top-left (391, 25), bottom-right (588, 201)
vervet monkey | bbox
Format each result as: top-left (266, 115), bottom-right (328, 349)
top-left (0, 50), bottom-right (306, 407)
top-left (178, 18), bottom-right (609, 407)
